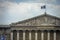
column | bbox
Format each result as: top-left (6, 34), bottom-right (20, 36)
top-left (47, 31), bottom-right (50, 40)
top-left (35, 31), bottom-right (38, 40)
top-left (29, 31), bottom-right (31, 40)
top-left (54, 31), bottom-right (56, 40)
top-left (17, 30), bottom-right (19, 40)
top-left (11, 31), bottom-right (13, 40)
top-left (23, 30), bottom-right (25, 40)
top-left (41, 30), bottom-right (44, 40)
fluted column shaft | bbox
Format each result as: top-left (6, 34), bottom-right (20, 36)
top-left (35, 31), bottom-right (38, 40)
top-left (29, 31), bottom-right (31, 40)
top-left (54, 31), bottom-right (56, 40)
top-left (23, 31), bottom-right (25, 40)
top-left (17, 31), bottom-right (19, 40)
top-left (41, 31), bottom-right (44, 40)
top-left (48, 31), bottom-right (50, 40)
top-left (11, 31), bottom-right (13, 40)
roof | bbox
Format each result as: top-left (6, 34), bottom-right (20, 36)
top-left (0, 25), bottom-right (10, 28)
top-left (11, 13), bottom-right (60, 25)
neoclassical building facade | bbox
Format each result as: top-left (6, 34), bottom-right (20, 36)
top-left (0, 13), bottom-right (60, 40)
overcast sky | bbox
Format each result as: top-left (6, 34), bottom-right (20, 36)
top-left (0, 0), bottom-right (60, 24)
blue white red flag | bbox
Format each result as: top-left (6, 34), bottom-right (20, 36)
top-left (41, 5), bottom-right (46, 9)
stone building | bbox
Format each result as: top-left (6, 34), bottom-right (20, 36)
top-left (0, 13), bottom-right (60, 40)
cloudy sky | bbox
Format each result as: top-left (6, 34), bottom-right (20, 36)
top-left (0, 0), bottom-right (60, 24)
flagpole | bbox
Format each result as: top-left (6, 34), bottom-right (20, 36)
top-left (45, 0), bottom-right (46, 14)
top-left (41, 0), bottom-right (47, 14)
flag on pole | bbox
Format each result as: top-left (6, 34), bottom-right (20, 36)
top-left (41, 5), bottom-right (46, 9)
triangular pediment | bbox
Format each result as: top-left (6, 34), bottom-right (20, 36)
top-left (11, 13), bottom-right (60, 26)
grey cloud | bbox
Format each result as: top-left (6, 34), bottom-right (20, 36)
top-left (0, 0), bottom-right (58, 5)
top-left (56, 0), bottom-right (60, 5)
top-left (0, 1), bottom-right (8, 24)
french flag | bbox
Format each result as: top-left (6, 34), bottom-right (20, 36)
top-left (41, 5), bottom-right (46, 9)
